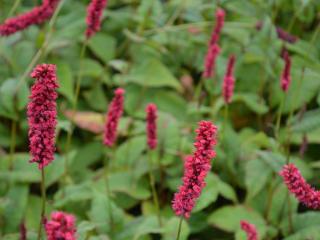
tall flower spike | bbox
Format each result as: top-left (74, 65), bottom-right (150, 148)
top-left (172, 121), bottom-right (218, 218)
top-left (45, 211), bottom-right (76, 240)
top-left (280, 163), bottom-right (320, 209)
top-left (223, 55), bottom-right (236, 104)
top-left (203, 8), bottom-right (225, 78)
top-left (85, 0), bottom-right (108, 39)
top-left (103, 88), bottom-right (125, 147)
top-left (146, 103), bottom-right (158, 150)
top-left (0, 0), bottom-right (60, 36)
top-left (28, 64), bottom-right (58, 169)
top-left (281, 50), bottom-right (291, 92)
top-left (240, 221), bottom-right (258, 240)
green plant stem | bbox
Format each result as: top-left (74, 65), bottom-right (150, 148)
top-left (194, 78), bottom-right (205, 108)
top-left (148, 150), bottom-right (162, 227)
top-left (223, 104), bottom-right (229, 137)
top-left (275, 93), bottom-right (286, 141)
top-left (7, 0), bottom-right (21, 18)
top-left (8, 120), bottom-right (17, 171)
top-left (63, 40), bottom-right (88, 185)
top-left (38, 168), bottom-right (46, 240)
top-left (176, 217), bottom-right (183, 240)
top-left (14, 0), bottom-right (65, 94)
top-left (104, 149), bottom-right (114, 235)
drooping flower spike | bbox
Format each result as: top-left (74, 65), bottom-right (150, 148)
top-left (85, 0), bottom-right (108, 39)
top-left (0, 0), bottom-right (60, 36)
top-left (280, 49), bottom-right (291, 92)
top-left (172, 121), bottom-right (218, 218)
top-left (28, 64), bottom-right (58, 169)
top-left (223, 55), bottom-right (236, 104)
top-left (240, 220), bottom-right (258, 240)
top-left (45, 211), bottom-right (76, 240)
top-left (280, 163), bottom-right (320, 209)
top-left (103, 88), bottom-right (125, 147)
top-left (203, 8), bottom-right (225, 78)
top-left (145, 103), bottom-right (158, 150)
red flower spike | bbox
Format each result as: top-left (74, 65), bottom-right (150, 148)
top-left (0, 0), bottom-right (60, 36)
top-left (85, 0), bottom-right (108, 39)
top-left (45, 211), bottom-right (76, 240)
top-left (223, 55), bottom-right (236, 104)
top-left (146, 103), bottom-right (158, 150)
top-left (240, 220), bottom-right (258, 240)
top-left (28, 64), bottom-right (58, 169)
top-left (280, 163), bottom-right (320, 209)
top-left (103, 88), bottom-right (125, 147)
top-left (172, 121), bottom-right (218, 218)
top-left (281, 50), bottom-right (291, 92)
top-left (203, 8), bottom-right (225, 78)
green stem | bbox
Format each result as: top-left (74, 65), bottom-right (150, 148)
top-left (14, 0), bottom-right (65, 94)
top-left (8, 120), bottom-right (17, 171)
top-left (38, 168), bottom-right (46, 240)
top-left (275, 93), bottom-right (286, 141)
top-left (7, 0), bottom-right (21, 18)
top-left (194, 78), bottom-right (205, 108)
top-left (148, 150), bottom-right (162, 227)
top-left (104, 149), bottom-right (114, 235)
top-left (176, 217), bottom-right (183, 240)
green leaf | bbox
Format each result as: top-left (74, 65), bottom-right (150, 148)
top-left (80, 59), bottom-right (104, 77)
top-left (126, 58), bottom-right (182, 91)
top-left (56, 61), bottom-right (74, 103)
top-left (208, 205), bottom-right (266, 237)
top-left (163, 217), bottom-right (190, 240)
top-left (233, 93), bottom-right (269, 114)
top-left (283, 226), bottom-right (320, 240)
top-left (88, 33), bottom-right (116, 64)
top-left (291, 109), bottom-right (320, 133)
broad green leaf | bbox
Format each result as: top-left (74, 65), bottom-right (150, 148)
top-left (163, 217), bottom-right (190, 240)
top-left (126, 58), bottom-right (182, 91)
top-left (291, 109), bottom-right (320, 133)
top-left (283, 226), bottom-right (320, 240)
top-left (56, 61), bottom-right (74, 103)
top-left (88, 33), bottom-right (116, 64)
top-left (233, 93), bottom-right (269, 114)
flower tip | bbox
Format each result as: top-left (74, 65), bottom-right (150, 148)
top-left (115, 88), bottom-right (125, 95)
top-left (216, 8), bottom-right (225, 18)
top-left (30, 64), bottom-right (56, 79)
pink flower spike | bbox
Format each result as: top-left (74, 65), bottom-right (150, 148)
top-left (45, 211), bottom-right (76, 240)
top-left (210, 8), bottom-right (225, 44)
top-left (146, 103), bottom-right (158, 150)
top-left (240, 220), bottom-right (258, 240)
top-left (172, 121), bottom-right (218, 218)
top-left (0, 0), bottom-right (60, 36)
top-left (28, 64), bottom-right (58, 169)
top-left (85, 0), bottom-right (108, 39)
top-left (280, 163), bottom-right (320, 209)
top-left (280, 50), bottom-right (291, 92)
top-left (103, 88), bottom-right (125, 147)
top-left (223, 55), bottom-right (236, 104)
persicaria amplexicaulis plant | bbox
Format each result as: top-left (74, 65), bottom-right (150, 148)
top-left (45, 211), bottom-right (76, 240)
top-left (280, 163), bottom-right (320, 209)
top-left (0, 0), bottom-right (60, 36)
top-left (86, 0), bottom-right (108, 39)
top-left (240, 220), bottom-right (258, 240)
top-left (28, 64), bottom-right (58, 169)
top-left (223, 55), bottom-right (236, 104)
top-left (203, 8), bottom-right (225, 78)
top-left (172, 121), bottom-right (218, 218)
top-left (280, 49), bottom-right (291, 92)
top-left (146, 103), bottom-right (158, 150)
top-left (103, 88), bottom-right (125, 147)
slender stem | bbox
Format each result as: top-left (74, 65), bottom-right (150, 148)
top-left (7, 0), bottom-right (21, 18)
top-left (148, 150), bottom-right (162, 227)
top-left (222, 104), bottom-right (229, 138)
top-left (8, 120), bottom-right (17, 171)
top-left (38, 168), bottom-right (46, 240)
top-left (63, 40), bottom-right (88, 185)
top-left (194, 78), bottom-right (205, 108)
top-left (104, 149), bottom-right (114, 235)
top-left (175, 217), bottom-right (183, 240)
top-left (14, 0), bottom-right (65, 94)
top-left (275, 93), bottom-right (286, 141)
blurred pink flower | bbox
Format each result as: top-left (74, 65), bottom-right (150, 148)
top-left (280, 163), bottom-right (320, 209)
top-left (281, 50), bottom-right (291, 92)
top-left (103, 88), bottom-right (125, 146)
top-left (86, 0), bottom-right (108, 39)
top-left (0, 0), bottom-right (60, 36)
top-left (240, 220), bottom-right (258, 240)
top-left (45, 211), bottom-right (76, 240)
top-left (172, 121), bottom-right (218, 218)
top-left (223, 55), bottom-right (236, 104)
top-left (203, 8), bottom-right (225, 78)
top-left (146, 103), bottom-right (158, 150)
top-left (28, 64), bottom-right (58, 169)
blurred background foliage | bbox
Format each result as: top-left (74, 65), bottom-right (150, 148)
top-left (0, 0), bottom-right (320, 239)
